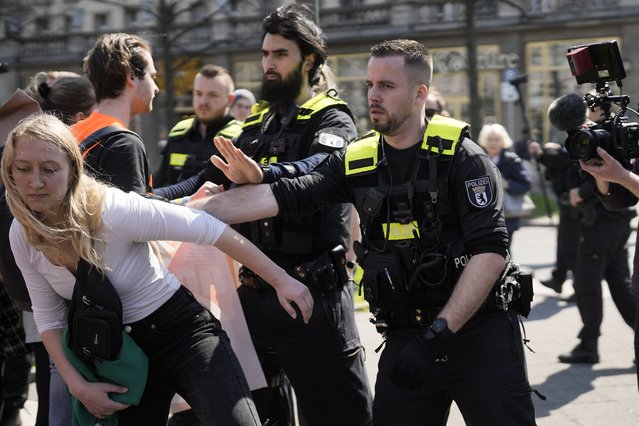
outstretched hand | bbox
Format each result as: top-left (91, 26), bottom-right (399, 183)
top-left (274, 276), bottom-right (314, 324)
top-left (211, 136), bottom-right (264, 185)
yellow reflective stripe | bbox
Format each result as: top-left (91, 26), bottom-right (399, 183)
top-left (259, 156), bottom-right (278, 165)
top-left (421, 115), bottom-right (467, 156)
top-left (217, 120), bottom-right (242, 139)
top-left (297, 93), bottom-right (347, 121)
top-left (168, 118), bottom-right (195, 138)
top-left (344, 136), bottom-right (378, 176)
top-left (385, 221), bottom-right (420, 240)
top-left (169, 153), bottom-right (188, 167)
top-left (242, 109), bottom-right (269, 129)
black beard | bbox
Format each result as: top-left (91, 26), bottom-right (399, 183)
top-left (261, 63), bottom-right (304, 111)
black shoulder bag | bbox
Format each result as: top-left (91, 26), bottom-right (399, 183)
top-left (67, 259), bottom-right (123, 361)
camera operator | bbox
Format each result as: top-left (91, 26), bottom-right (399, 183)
top-left (542, 94), bottom-right (637, 364)
top-left (580, 145), bottom-right (639, 388)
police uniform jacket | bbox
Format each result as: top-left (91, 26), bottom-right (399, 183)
top-left (207, 93), bottom-right (358, 267)
top-left (272, 116), bottom-right (509, 316)
top-left (155, 115), bottom-right (241, 186)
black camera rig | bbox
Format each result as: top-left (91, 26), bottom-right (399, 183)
top-left (563, 41), bottom-right (639, 164)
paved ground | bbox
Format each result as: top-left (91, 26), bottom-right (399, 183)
top-left (18, 217), bottom-right (639, 425)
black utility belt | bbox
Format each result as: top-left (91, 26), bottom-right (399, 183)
top-left (239, 245), bottom-right (349, 293)
top-left (369, 263), bottom-right (534, 335)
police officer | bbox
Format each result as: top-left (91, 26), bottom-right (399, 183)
top-left (154, 64), bottom-right (242, 186)
top-left (202, 4), bottom-right (373, 426)
top-left (197, 39), bottom-right (536, 425)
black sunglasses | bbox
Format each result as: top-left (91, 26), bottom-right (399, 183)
top-left (425, 108), bottom-right (441, 118)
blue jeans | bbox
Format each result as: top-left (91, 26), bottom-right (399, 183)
top-left (49, 361), bottom-right (72, 426)
top-left (120, 286), bottom-right (260, 426)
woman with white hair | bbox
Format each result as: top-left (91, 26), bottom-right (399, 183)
top-left (478, 123), bottom-right (532, 249)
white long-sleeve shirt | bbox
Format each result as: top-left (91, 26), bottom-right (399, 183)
top-left (10, 187), bottom-right (227, 333)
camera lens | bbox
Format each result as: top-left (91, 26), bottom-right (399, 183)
top-left (565, 128), bottom-right (609, 161)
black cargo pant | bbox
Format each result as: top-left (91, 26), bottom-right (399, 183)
top-left (374, 311), bottom-right (536, 426)
top-left (574, 216), bottom-right (636, 346)
top-left (238, 280), bottom-right (373, 426)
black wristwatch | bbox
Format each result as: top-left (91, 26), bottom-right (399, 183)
top-left (428, 317), bottom-right (454, 340)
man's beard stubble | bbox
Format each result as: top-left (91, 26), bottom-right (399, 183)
top-left (261, 62), bottom-right (304, 111)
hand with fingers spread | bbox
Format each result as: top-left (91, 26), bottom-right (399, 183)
top-left (211, 136), bottom-right (264, 185)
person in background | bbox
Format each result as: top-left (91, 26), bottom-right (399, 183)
top-left (535, 96), bottom-right (637, 363)
top-left (580, 146), bottom-right (639, 390)
top-left (229, 88), bottom-right (256, 122)
top-left (478, 123), bottom-right (531, 249)
top-left (0, 269), bottom-right (30, 426)
top-left (25, 75), bottom-right (96, 125)
top-left (154, 65), bottom-right (242, 187)
top-left (424, 86), bottom-right (450, 120)
top-left (3, 113), bottom-right (314, 425)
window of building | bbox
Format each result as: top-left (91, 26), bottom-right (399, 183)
top-left (125, 8), bottom-right (139, 26)
top-left (526, 37), bottom-right (620, 143)
top-left (35, 16), bottom-right (50, 34)
top-left (66, 8), bottom-right (84, 32)
top-left (94, 13), bottom-right (110, 30)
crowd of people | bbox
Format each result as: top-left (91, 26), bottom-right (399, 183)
top-left (0, 2), bottom-right (637, 426)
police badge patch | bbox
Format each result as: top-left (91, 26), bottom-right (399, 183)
top-left (465, 176), bottom-right (493, 208)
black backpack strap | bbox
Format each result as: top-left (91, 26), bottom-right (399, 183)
top-left (79, 125), bottom-right (140, 155)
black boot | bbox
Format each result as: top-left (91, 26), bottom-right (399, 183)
top-left (0, 406), bottom-right (22, 426)
top-left (558, 341), bottom-right (599, 364)
top-left (540, 277), bottom-right (563, 293)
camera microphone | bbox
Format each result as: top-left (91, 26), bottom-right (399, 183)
top-left (547, 93), bottom-right (588, 132)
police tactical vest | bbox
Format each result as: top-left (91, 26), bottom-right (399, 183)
top-left (165, 117), bottom-right (242, 183)
top-left (237, 92), bottom-right (352, 259)
top-left (344, 115), bottom-right (470, 319)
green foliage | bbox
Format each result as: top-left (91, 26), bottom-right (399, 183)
top-left (529, 191), bottom-right (558, 219)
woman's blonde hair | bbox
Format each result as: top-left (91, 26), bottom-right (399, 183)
top-left (1, 113), bottom-right (107, 269)
top-left (477, 123), bottom-right (514, 150)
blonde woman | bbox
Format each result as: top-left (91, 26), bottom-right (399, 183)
top-left (478, 123), bottom-right (532, 249)
top-left (2, 113), bottom-right (314, 425)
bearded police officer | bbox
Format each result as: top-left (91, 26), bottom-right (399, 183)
top-left (195, 39), bottom-right (536, 425)
top-left (197, 4), bottom-right (373, 426)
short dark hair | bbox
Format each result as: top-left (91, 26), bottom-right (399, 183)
top-left (370, 39), bottom-right (433, 88)
top-left (262, 3), bottom-right (327, 85)
top-left (83, 33), bottom-right (152, 101)
top-left (198, 64), bottom-right (230, 80)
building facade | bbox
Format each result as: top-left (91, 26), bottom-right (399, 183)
top-left (1, 0), bottom-right (638, 167)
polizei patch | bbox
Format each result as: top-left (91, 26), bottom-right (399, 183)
top-left (465, 176), bottom-right (493, 208)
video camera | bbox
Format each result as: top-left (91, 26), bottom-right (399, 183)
top-left (562, 41), bottom-right (639, 165)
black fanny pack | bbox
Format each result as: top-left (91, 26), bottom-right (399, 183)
top-left (67, 259), bottom-right (123, 361)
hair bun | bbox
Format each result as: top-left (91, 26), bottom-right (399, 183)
top-left (38, 81), bottom-right (51, 99)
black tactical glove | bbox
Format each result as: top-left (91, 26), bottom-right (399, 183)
top-left (390, 330), bottom-right (449, 391)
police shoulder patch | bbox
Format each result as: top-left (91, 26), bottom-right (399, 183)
top-left (317, 132), bottom-right (346, 148)
top-left (465, 176), bottom-right (494, 208)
